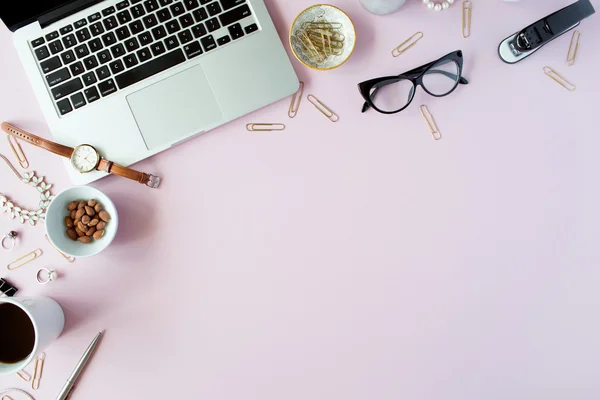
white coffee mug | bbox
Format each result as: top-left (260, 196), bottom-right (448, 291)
top-left (0, 296), bottom-right (65, 375)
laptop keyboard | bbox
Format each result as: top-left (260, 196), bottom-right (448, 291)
top-left (30, 0), bottom-right (259, 116)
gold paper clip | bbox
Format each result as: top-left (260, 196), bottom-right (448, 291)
top-left (543, 66), bottom-right (576, 91)
top-left (32, 352), bottom-right (45, 390)
top-left (45, 234), bottom-right (75, 263)
top-left (307, 95), bottom-right (339, 122)
top-left (288, 81), bottom-right (304, 118)
top-left (7, 248), bottom-right (43, 271)
top-left (7, 136), bottom-right (29, 169)
top-left (567, 30), bottom-right (580, 66)
top-left (16, 369), bottom-right (31, 382)
top-left (462, 1), bottom-right (472, 38)
top-left (391, 32), bottom-right (423, 57)
top-left (2, 396), bottom-right (14, 400)
top-left (419, 105), bottom-right (442, 140)
top-left (246, 123), bottom-right (285, 132)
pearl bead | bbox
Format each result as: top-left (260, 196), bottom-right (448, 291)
top-left (442, 1), bottom-right (449, 8)
top-left (434, 3), bottom-right (442, 10)
top-left (447, 0), bottom-right (454, 3)
top-left (427, 2), bottom-right (434, 8)
top-left (423, 0), bottom-right (430, 3)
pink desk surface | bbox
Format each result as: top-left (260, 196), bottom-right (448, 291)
top-left (1, 0), bottom-right (600, 398)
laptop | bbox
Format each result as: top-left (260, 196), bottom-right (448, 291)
top-left (1, 0), bottom-right (299, 184)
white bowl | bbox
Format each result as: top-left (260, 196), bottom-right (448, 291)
top-left (45, 186), bottom-right (119, 258)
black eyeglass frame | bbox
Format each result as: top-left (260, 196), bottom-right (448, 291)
top-left (358, 50), bottom-right (469, 115)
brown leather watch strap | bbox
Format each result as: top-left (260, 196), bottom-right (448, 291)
top-left (1, 122), bottom-right (74, 159)
top-left (97, 159), bottom-right (157, 187)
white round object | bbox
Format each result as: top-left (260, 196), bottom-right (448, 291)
top-left (422, 0), bottom-right (430, 3)
top-left (434, 3), bottom-right (442, 10)
top-left (442, 1), bottom-right (449, 8)
top-left (427, 2), bottom-right (434, 8)
top-left (448, 0), bottom-right (454, 3)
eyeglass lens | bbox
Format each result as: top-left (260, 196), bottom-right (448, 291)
top-left (422, 59), bottom-right (460, 96)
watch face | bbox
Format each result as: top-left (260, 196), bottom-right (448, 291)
top-left (71, 145), bottom-right (100, 173)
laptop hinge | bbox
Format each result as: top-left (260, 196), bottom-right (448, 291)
top-left (38, 0), bottom-right (105, 29)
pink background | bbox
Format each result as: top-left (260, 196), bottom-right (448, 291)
top-left (2, 0), bottom-right (600, 398)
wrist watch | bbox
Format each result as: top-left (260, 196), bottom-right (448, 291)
top-left (1, 122), bottom-right (160, 188)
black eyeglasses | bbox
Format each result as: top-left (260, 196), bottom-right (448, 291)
top-left (358, 50), bottom-right (469, 115)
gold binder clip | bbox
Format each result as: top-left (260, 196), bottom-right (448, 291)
top-left (16, 369), bottom-right (31, 382)
top-left (307, 95), bottom-right (339, 122)
top-left (543, 66), bottom-right (576, 91)
top-left (32, 352), bottom-right (45, 390)
top-left (462, 1), bottom-right (472, 38)
top-left (419, 105), bottom-right (442, 140)
top-left (7, 136), bottom-right (29, 169)
top-left (246, 123), bottom-right (286, 132)
top-left (45, 234), bottom-right (75, 263)
top-left (288, 81), bottom-right (304, 118)
top-left (567, 30), bottom-right (580, 66)
top-left (391, 32), bottom-right (423, 57)
top-left (7, 249), bottom-right (43, 271)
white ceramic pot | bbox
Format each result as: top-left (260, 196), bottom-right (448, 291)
top-left (359, 0), bottom-right (406, 15)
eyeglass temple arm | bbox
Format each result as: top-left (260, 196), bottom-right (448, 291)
top-left (361, 71), bottom-right (469, 113)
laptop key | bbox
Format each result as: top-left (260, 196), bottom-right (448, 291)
top-left (83, 55), bottom-right (99, 70)
top-left (82, 71), bottom-right (97, 86)
top-left (88, 12), bottom-right (102, 23)
top-left (129, 20), bottom-right (145, 34)
top-left (46, 67), bottom-right (71, 87)
top-left (192, 23), bottom-right (207, 38)
top-left (219, 4), bottom-right (251, 27)
top-left (51, 77), bottom-right (83, 100)
top-left (144, 0), bottom-right (159, 12)
top-left (115, 49), bottom-right (186, 89)
top-left (90, 22), bottom-right (105, 36)
top-left (111, 43), bottom-right (126, 58)
top-left (46, 31), bottom-right (59, 41)
top-left (116, 26), bottom-right (131, 40)
top-left (157, 8), bottom-right (172, 22)
top-left (40, 56), bottom-right (62, 74)
top-left (76, 27), bottom-right (91, 42)
top-left (205, 18), bottom-right (220, 32)
top-left (85, 86), bottom-right (101, 103)
top-left (116, 0), bottom-right (130, 10)
top-left (89, 38), bottom-right (103, 52)
top-left (217, 35), bottom-right (230, 46)
top-left (131, 4), bottom-right (146, 18)
top-left (74, 44), bottom-right (90, 58)
top-left (49, 40), bottom-right (64, 54)
top-left (179, 13), bottom-right (194, 28)
top-left (160, 0), bottom-right (174, 5)
top-left (143, 14), bottom-right (159, 29)
top-left (102, 32), bottom-right (117, 47)
top-left (170, 2), bottom-right (185, 16)
top-left (117, 10), bottom-right (133, 24)
top-left (74, 18), bottom-right (88, 28)
top-left (110, 59), bottom-right (125, 74)
top-left (200, 34), bottom-right (216, 51)
top-left (125, 37), bottom-right (140, 52)
top-left (151, 41), bottom-right (166, 56)
top-left (60, 25), bottom-right (74, 35)
top-left (57, 98), bottom-right (73, 115)
top-left (123, 53), bottom-right (139, 68)
top-left (98, 49), bottom-right (113, 64)
top-left (62, 34), bottom-right (77, 48)
top-left (103, 16), bottom-right (118, 31)
top-left (98, 78), bottom-right (118, 96)
top-left (61, 50), bottom-right (76, 64)
top-left (206, 2), bottom-right (222, 16)
top-left (177, 29), bottom-right (192, 44)
top-left (35, 46), bottom-right (50, 61)
top-left (152, 26), bottom-right (167, 40)
top-left (184, 40), bottom-right (203, 58)
top-left (220, 0), bottom-right (245, 11)
top-left (96, 66), bottom-right (111, 80)
top-left (138, 31), bottom-right (153, 46)
top-left (70, 61), bottom-right (85, 76)
top-left (71, 92), bottom-right (86, 109)
top-left (164, 35), bottom-right (180, 50)
top-left (102, 6), bottom-right (116, 16)
top-left (193, 7), bottom-right (208, 21)
top-left (136, 47), bottom-right (152, 62)
top-left (32, 37), bottom-right (45, 48)
top-left (166, 20), bottom-right (181, 34)
top-left (228, 22), bottom-right (244, 40)
top-left (200, 0), bottom-right (211, 4)
top-left (185, 0), bottom-right (200, 10)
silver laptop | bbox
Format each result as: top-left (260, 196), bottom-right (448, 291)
top-left (1, 0), bottom-right (298, 184)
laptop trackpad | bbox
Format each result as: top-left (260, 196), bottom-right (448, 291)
top-left (127, 64), bottom-right (223, 150)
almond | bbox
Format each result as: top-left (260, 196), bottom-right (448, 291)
top-left (86, 227), bottom-right (96, 237)
top-left (87, 199), bottom-right (97, 207)
top-left (77, 221), bottom-right (89, 233)
top-left (78, 236), bottom-right (92, 244)
top-left (85, 206), bottom-right (96, 216)
top-left (75, 227), bottom-right (85, 237)
top-left (94, 203), bottom-right (103, 213)
top-left (64, 216), bottom-right (74, 228)
top-left (89, 218), bottom-right (99, 227)
top-left (66, 229), bottom-right (78, 240)
top-left (78, 201), bottom-right (86, 209)
top-left (67, 201), bottom-right (78, 211)
top-left (75, 208), bottom-right (85, 219)
top-left (98, 210), bottom-right (111, 222)
top-left (81, 215), bottom-right (91, 225)
top-left (93, 230), bottom-right (105, 240)
top-left (96, 221), bottom-right (106, 230)
top-left (70, 210), bottom-right (77, 220)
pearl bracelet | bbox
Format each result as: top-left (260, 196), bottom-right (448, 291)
top-left (423, 0), bottom-right (454, 11)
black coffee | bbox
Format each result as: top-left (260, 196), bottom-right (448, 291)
top-left (0, 303), bottom-right (35, 364)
